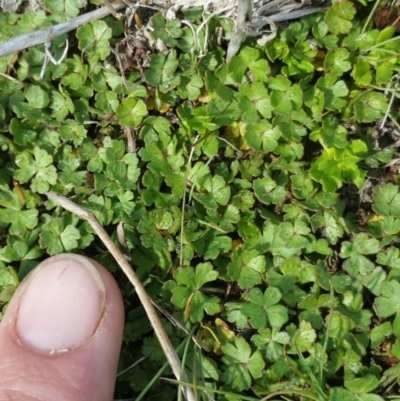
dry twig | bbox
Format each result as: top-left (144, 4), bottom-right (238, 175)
top-left (0, 2), bottom-right (126, 58)
top-left (0, 0), bottom-right (327, 60)
top-left (45, 191), bottom-right (196, 401)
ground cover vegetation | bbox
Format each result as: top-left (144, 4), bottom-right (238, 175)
top-left (0, 0), bottom-right (400, 399)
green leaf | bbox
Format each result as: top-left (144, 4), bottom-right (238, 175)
top-left (377, 247), bottom-right (400, 268)
top-left (241, 287), bottom-right (289, 330)
top-left (370, 321), bottom-right (392, 348)
top-left (352, 60), bottom-right (372, 86)
top-left (379, 216), bottom-right (400, 235)
top-left (0, 267), bottom-right (19, 287)
top-left (202, 135), bottom-right (219, 157)
top-left (206, 71), bottom-right (236, 102)
top-left (361, 267), bottom-right (386, 296)
top-left (309, 144), bottom-right (367, 192)
top-left (345, 375), bottom-right (379, 394)
top-left (207, 99), bottom-right (241, 126)
top-left (149, 206), bottom-right (180, 235)
top-left (174, 262), bottom-right (218, 291)
top-left (0, 189), bottom-right (38, 236)
top-left (251, 328), bottom-right (290, 361)
top-left (190, 292), bottom-right (221, 322)
top-left (195, 174), bottom-right (231, 207)
top-left (324, 48), bottom-right (352, 76)
top-left (293, 320), bottom-right (317, 352)
top-left (178, 103), bottom-right (219, 134)
top-left (314, 115), bottom-right (348, 149)
top-left (45, 0), bottom-right (86, 17)
top-left (24, 85), bottom-right (50, 109)
top-left (39, 216), bottom-right (81, 255)
top-left (139, 143), bottom-right (170, 175)
top-left (14, 147), bottom-right (58, 194)
top-left (60, 225), bottom-right (81, 251)
top-left (60, 55), bottom-right (88, 91)
top-left (236, 82), bottom-right (273, 122)
top-left (228, 248), bottom-right (266, 288)
top-left (329, 387), bottom-right (359, 401)
top-left (177, 74), bottom-right (203, 100)
top-left (372, 184), bottom-right (400, 217)
top-left (374, 280), bottom-right (400, 318)
top-left (325, 2), bottom-right (356, 35)
top-left (253, 176), bottom-right (286, 205)
top-left (142, 337), bottom-right (165, 362)
top-left (230, 46), bottom-right (271, 83)
top-left (221, 337), bottom-right (265, 391)
top-left (50, 90), bottom-right (75, 121)
top-left (140, 116), bottom-right (171, 143)
top-left (317, 74), bottom-right (349, 110)
top-left (171, 262), bottom-right (220, 322)
top-left (145, 50), bottom-right (180, 93)
top-left (77, 20), bottom-right (112, 61)
top-left (244, 121), bottom-right (280, 152)
top-left (150, 13), bottom-right (181, 47)
top-left (82, 195), bottom-right (113, 226)
top-left (117, 98), bottom-right (148, 127)
top-left (353, 91), bottom-right (388, 123)
top-left (95, 90), bottom-right (119, 113)
top-left (193, 231), bottom-right (231, 260)
top-left (340, 233), bottom-right (381, 257)
top-left (376, 61), bottom-right (396, 85)
top-left (59, 119), bottom-right (87, 146)
top-left (269, 221), bottom-right (312, 258)
top-left (311, 210), bottom-right (344, 245)
top-left (270, 76), bottom-right (303, 114)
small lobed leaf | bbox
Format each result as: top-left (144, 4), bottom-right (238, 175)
top-left (117, 98), bottom-right (148, 127)
top-left (221, 337), bottom-right (265, 391)
top-left (325, 2), bottom-right (356, 35)
top-left (77, 20), bottom-right (112, 60)
top-left (353, 91), bottom-right (388, 123)
top-left (374, 280), bottom-right (400, 318)
top-left (372, 184), bottom-right (400, 217)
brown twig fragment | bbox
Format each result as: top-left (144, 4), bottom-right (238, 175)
top-left (45, 191), bottom-right (196, 401)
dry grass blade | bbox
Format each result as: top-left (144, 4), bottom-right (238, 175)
top-left (45, 191), bottom-right (196, 401)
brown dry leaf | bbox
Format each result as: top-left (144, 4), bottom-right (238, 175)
top-left (374, 7), bottom-right (400, 32)
top-left (115, 35), bottom-right (151, 74)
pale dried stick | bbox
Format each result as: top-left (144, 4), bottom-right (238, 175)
top-left (0, 2), bottom-right (126, 58)
top-left (45, 191), bottom-right (196, 401)
top-left (226, 0), bottom-right (252, 62)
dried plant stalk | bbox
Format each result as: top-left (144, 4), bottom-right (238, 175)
top-left (45, 192), bottom-right (196, 401)
top-left (0, 3), bottom-right (126, 57)
top-left (0, 0), bottom-right (326, 59)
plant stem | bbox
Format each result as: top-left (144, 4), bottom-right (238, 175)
top-left (45, 191), bottom-right (196, 401)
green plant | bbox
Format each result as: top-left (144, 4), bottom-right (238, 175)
top-left (0, 0), bottom-right (400, 399)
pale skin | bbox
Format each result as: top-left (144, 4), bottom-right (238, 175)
top-left (0, 256), bottom-right (125, 401)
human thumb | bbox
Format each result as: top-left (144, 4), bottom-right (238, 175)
top-left (0, 253), bottom-right (125, 401)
